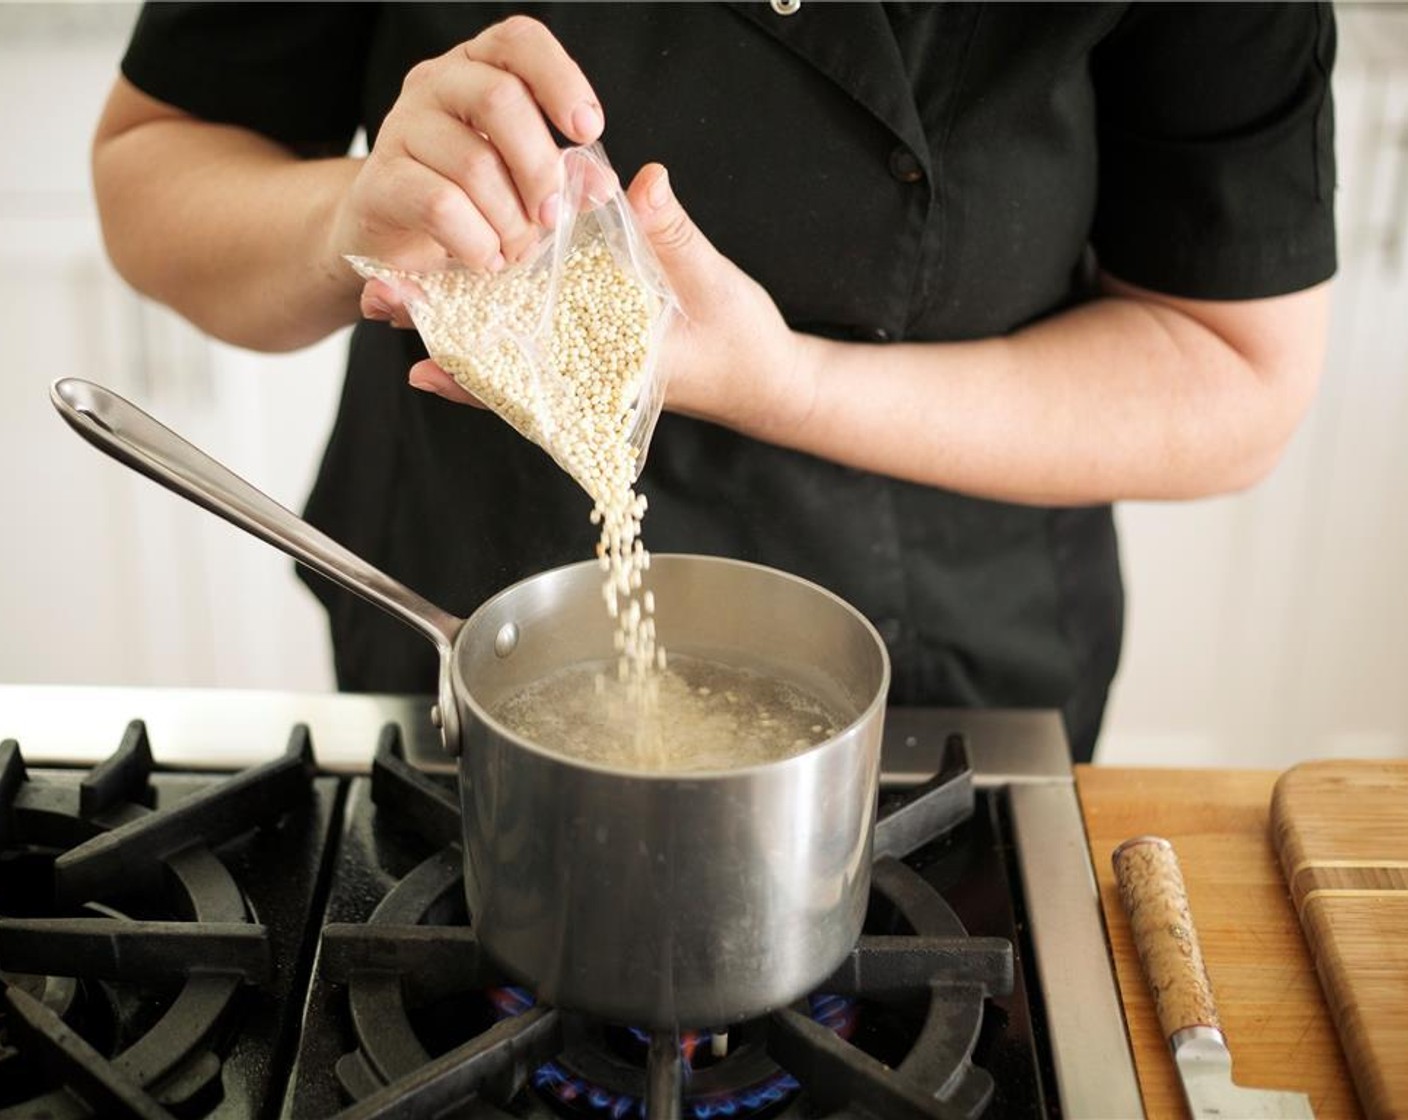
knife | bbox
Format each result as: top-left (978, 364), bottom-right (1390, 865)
top-left (1112, 835), bottom-right (1315, 1119)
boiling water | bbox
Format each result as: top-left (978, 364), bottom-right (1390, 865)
top-left (488, 653), bottom-right (850, 773)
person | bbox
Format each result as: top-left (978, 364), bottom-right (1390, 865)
top-left (92, 3), bottom-right (1337, 764)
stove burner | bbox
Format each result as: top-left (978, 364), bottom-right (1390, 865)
top-left (485, 986), bottom-right (858, 1120)
top-left (0, 721), bottom-right (317, 1119)
top-left (317, 728), bottom-right (1015, 1119)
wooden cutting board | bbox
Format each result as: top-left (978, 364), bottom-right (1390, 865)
top-left (1076, 766), bottom-right (1361, 1119)
top-left (1271, 760), bottom-right (1408, 1120)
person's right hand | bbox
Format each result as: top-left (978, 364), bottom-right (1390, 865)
top-left (333, 14), bottom-right (606, 311)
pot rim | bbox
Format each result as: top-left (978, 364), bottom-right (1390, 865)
top-left (452, 552), bottom-right (891, 782)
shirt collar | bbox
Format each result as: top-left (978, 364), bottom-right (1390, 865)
top-left (725, 1), bottom-right (932, 176)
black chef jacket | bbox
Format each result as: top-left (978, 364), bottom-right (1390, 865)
top-left (121, 3), bottom-right (1337, 763)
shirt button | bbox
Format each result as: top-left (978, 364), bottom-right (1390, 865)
top-left (877, 618), bottom-right (903, 644)
top-left (888, 146), bottom-right (924, 184)
top-left (866, 326), bottom-right (892, 343)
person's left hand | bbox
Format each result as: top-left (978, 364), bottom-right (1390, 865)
top-left (402, 163), bottom-right (813, 441)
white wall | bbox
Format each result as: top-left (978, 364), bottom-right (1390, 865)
top-left (0, 3), bottom-right (1404, 769)
top-left (0, 4), bottom-right (343, 693)
top-left (1100, 8), bottom-right (1408, 767)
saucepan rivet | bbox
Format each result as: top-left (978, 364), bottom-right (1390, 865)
top-left (430, 704), bottom-right (442, 729)
top-left (495, 622), bottom-right (520, 658)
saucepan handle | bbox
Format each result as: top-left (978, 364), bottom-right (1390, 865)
top-left (50, 378), bottom-right (467, 754)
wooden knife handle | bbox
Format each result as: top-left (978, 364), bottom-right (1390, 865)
top-left (1112, 835), bottom-right (1223, 1043)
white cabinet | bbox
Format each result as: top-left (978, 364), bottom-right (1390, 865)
top-left (0, 8), bottom-right (341, 692)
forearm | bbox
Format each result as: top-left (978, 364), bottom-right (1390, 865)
top-left (95, 21), bottom-right (614, 355)
top-left (752, 287), bottom-right (1328, 506)
top-left (93, 105), bottom-right (362, 352)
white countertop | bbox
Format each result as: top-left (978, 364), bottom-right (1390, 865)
top-left (0, 682), bottom-right (449, 774)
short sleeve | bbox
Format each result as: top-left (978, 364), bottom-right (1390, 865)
top-left (1090, 3), bottom-right (1337, 300)
top-left (120, 2), bottom-right (379, 155)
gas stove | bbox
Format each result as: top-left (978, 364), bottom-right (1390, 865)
top-left (0, 686), bottom-right (1142, 1118)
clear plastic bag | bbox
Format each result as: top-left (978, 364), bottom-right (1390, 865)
top-left (348, 143), bottom-right (677, 507)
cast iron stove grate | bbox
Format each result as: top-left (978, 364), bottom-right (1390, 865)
top-left (310, 729), bottom-right (1013, 1120)
top-left (0, 721), bottom-right (339, 1120)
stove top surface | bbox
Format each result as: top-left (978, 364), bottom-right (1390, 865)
top-left (0, 692), bottom-right (1141, 1119)
top-left (287, 731), bottom-right (1029, 1120)
top-left (0, 725), bottom-right (340, 1119)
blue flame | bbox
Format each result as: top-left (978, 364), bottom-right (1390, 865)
top-left (530, 1060), bottom-right (804, 1120)
top-left (689, 1075), bottom-right (798, 1118)
top-left (487, 986), bottom-right (856, 1119)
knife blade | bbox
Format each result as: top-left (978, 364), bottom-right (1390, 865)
top-left (1112, 836), bottom-right (1315, 1120)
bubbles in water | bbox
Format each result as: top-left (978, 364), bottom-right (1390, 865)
top-left (488, 653), bottom-right (846, 773)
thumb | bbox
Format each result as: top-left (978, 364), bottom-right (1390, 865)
top-left (628, 164), bottom-right (716, 285)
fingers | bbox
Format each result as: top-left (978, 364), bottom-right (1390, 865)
top-left (464, 16), bottom-right (603, 146)
top-left (401, 110), bottom-right (539, 261)
top-left (361, 153), bottom-right (506, 271)
top-left (630, 164), bottom-right (687, 246)
top-left (360, 278), bottom-right (414, 328)
top-left (628, 163), bottom-right (714, 282)
top-left (408, 359), bottom-right (488, 407)
top-left (359, 295), bottom-right (490, 408)
top-left (451, 16), bottom-right (604, 230)
top-left (356, 16), bottom-right (602, 276)
top-left (424, 57), bottom-right (566, 231)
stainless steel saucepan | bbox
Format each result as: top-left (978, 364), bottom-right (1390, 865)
top-left (51, 378), bottom-right (890, 1028)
